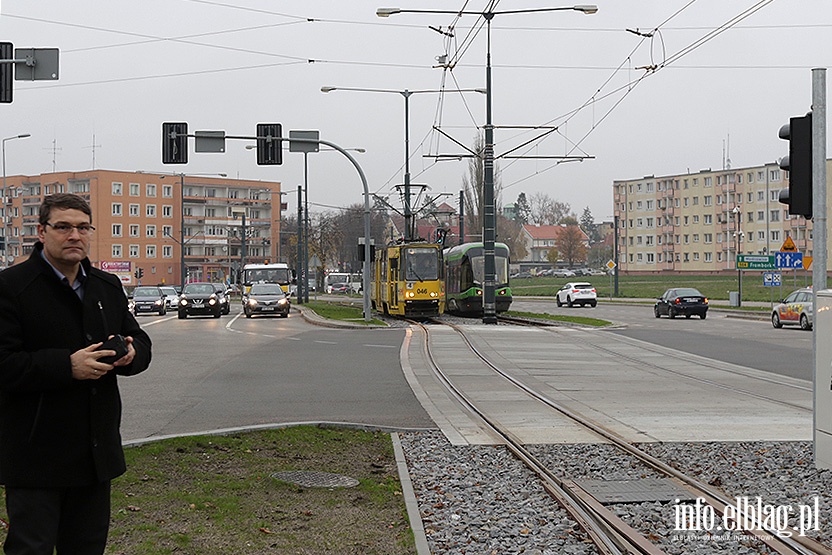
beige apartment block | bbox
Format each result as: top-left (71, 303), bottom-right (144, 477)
top-left (612, 161), bottom-right (831, 274)
top-left (0, 170), bottom-right (283, 286)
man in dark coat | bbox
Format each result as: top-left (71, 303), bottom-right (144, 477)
top-left (0, 193), bottom-right (152, 554)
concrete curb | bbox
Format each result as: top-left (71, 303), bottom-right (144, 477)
top-left (392, 432), bottom-right (431, 555)
top-left (294, 304), bottom-right (389, 329)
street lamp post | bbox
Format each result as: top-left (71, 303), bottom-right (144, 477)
top-left (377, 4), bottom-right (597, 323)
top-left (2, 133), bottom-right (31, 266)
top-left (322, 86), bottom-right (483, 242)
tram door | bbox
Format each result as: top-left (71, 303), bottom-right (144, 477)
top-left (389, 255), bottom-right (399, 311)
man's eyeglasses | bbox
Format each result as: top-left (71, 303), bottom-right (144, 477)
top-left (44, 222), bottom-right (96, 235)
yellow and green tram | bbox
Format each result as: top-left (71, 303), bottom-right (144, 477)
top-left (372, 241), bottom-right (444, 317)
top-left (444, 242), bottom-right (512, 315)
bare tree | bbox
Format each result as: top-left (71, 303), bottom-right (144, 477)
top-left (497, 215), bottom-right (528, 261)
top-left (462, 134), bottom-right (501, 240)
top-left (529, 192), bottom-right (572, 225)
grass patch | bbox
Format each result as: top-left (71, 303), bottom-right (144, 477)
top-left (303, 300), bottom-right (386, 326)
top-left (511, 272), bottom-right (810, 303)
top-left (0, 427), bottom-right (414, 554)
top-left (505, 310), bottom-right (612, 327)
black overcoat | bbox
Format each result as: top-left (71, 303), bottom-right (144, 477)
top-left (0, 242), bottom-right (152, 487)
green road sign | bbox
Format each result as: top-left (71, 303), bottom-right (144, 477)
top-left (736, 254), bottom-right (776, 270)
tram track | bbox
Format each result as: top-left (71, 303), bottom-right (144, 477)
top-left (414, 317), bottom-right (832, 555)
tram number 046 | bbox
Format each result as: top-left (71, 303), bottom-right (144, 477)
top-left (417, 288), bottom-right (428, 294)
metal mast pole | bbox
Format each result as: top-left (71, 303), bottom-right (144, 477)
top-left (403, 91), bottom-right (412, 241)
top-left (482, 14), bottom-right (497, 324)
top-left (297, 185), bottom-right (303, 304)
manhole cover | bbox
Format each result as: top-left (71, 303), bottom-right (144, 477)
top-left (271, 471), bottom-right (359, 488)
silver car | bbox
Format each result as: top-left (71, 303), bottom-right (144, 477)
top-left (772, 287), bottom-right (813, 330)
top-left (159, 286), bottom-right (180, 309)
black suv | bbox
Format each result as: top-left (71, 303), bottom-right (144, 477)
top-left (178, 282), bottom-right (222, 319)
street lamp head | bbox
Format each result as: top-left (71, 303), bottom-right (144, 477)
top-left (376, 7), bottom-right (400, 17)
top-left (16, 134), bottom-right (31, 139)
top-left (574, 5), bottom-right (598, 14)
top-left (321, 86), bottom-right (336, 93)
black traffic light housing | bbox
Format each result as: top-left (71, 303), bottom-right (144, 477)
top-left (162, 122), bottom-right (188, 164)
top-left (134, 268), bottom-right (144, 279)
top-left (0, 42), bottom-right (12, 103)
top-left (256, 123), bottom-right (283, 165)
top-left (778, 113), bottom-right (812, 219)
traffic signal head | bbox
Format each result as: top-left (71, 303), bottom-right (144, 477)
top-left (0, 42), bottom-right (13, 103)
top-left (778, 113), bottom-right (812, 219)
top-left (256, 123), bottom-right (283, 165)
top-left (162, 122), bottom-right (188, 164)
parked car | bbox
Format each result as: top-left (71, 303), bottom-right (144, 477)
top-left (510, 272), bottom-right (532, 279)
top-left (178, 282), bottom-right (222, 319)
top-left (131, 286), bottom-right (166, 316)
top-left (552, 269), bottom-right (576, 278)
top-left (211, 283), bottom-right (231, 315)
top-left (159, 286), bottom-right (180, 309)
top-left (654, 287), bottom-right (708, 319)
top-left (772, 287), bottom-right (813, 330)
top-left (556, 282), bottom-right (597, 308)
top-left (243, 283), bottom-right (290, 318)
top-left (588, 269), bottom-right (607, 276)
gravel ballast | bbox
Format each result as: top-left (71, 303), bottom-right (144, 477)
top-left (400, 431), bottom-right (831, 554)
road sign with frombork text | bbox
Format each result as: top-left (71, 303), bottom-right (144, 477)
top-left (736, 254), bottom-right (776, 270)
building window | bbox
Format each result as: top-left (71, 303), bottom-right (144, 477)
top-left (146, 184), bottom-right (157, 197)
top-left (704, 215), bottom-right (712, 224)
top-left (163, 245), bottom-right (173, 258)
top-left (112, 244), bottom-right (122, 258)
top-left (112, 182), bottom-right (123, 196)
top-left (758, 191), bottom-right (765, 201)
top-left (770, 210), bottom-right (780, 222)
top-left (146, 245), bottom-right (157, 258)
top-left (163, 205), bottom-right (173, 218)
top-left (129, 245), bottom-right (139, 258)
top-left (129, 183), bottom-right (140, 196)
top-left (705, 252), bottom-right (712, 262)
top-left (146, 225), bottom-right (157, 238)
top-left (704, 233), bottom-right (713, 243)
top-left (747, 212), bottom-right (753, 223)
top-left (112, 224), bottom-right (122, 237)
top-left (162, 185), bottom-right (173, 198)
top-left (162, 225), bottom-right (173, 238)
top-left (111, 203), bottom-right (122, 216)
top-left (146, 204), bottom-right (157, 217)
top-left (771, 230), bottom-right (780, 242)
top-left (130, 224), bottom-right (139, 237)
top-left (769, 169), bottom-right (781, 182)
top-left (129, 204), bottom-right (140, 217)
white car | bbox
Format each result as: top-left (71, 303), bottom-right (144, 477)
top-left (159, 286), bottom-right (180, 309)
top-left (552, 269), bottom-right (576, 278)
top-left (556, 282), bottom-right (597, 308)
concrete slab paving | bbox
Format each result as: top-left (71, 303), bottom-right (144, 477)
top-left (402, 322), bottom-right (813, 446)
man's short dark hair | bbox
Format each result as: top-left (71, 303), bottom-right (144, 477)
top-left (39, 193), bottom-right (93, 225)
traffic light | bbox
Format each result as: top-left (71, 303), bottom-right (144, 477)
top-left (134, 268), bottom-right (144, 279)
top-left (778, 113), bottom-right (812, 219)
top-left (256, 123), bottom-right (282, 165)
top-left (0, 42), bottom-right (12, 103)
top-left (162, 122), bottom-right (188, 164)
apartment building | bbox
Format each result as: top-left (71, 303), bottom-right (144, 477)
top-left (612, 162), bottom-right (824, 273)
top-left (0, 170), bottom-right (283, 286)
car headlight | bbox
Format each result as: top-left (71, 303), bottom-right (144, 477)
top-left (248, 299), bottom-right (258, 307)
top-left (179, 298), bottom-right (188, 306)
top-left (278, 298), bottom-right (288, 306)
top-left (154, 299), bottom-right (162, 306)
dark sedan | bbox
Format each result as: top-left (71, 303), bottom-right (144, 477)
top-left (178, 282), bottom-right (222, 319)
top-left (132, 286), bottom-right (167, 316)
top-left (243, 283), bottom-right (290, 318)
top-left (654, 287), bottom-right (709, 319)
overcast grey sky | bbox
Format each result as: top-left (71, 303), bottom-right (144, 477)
top-left (0, 0), bottom-right (829, 222)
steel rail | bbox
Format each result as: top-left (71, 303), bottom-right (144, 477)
top-left (415, 320), bottom-right (668, 555)
top-left (452, 318), bottom-right (832, 555)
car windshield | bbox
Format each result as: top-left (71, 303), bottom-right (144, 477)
top-left (674, 288), bottom-right (703, 297)
top-left (160, 287), bottom-right (176, 296)
top-left (183, 284), bottom-right (214, 295)
top-left (134, 288), bottom-right (159, 297)
top-left (250, 284), bottom-right (284, 295)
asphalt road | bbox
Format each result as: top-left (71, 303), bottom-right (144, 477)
top-left (511, 298), bottom-right (813, 381)
top-left (119, 308), bottom-right (434, 441)
top-left (118, 299), bottom-right (814, 442)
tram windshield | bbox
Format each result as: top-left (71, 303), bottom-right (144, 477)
top-left (243, 266), bottom-right (291, 286)
top-left (404, 247), bottom-right (439, 281)
top-left (470, 254), bottom-right (509, 285)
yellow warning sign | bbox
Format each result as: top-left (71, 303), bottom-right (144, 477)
top-left (780, 236), bottom-right (797, 252)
